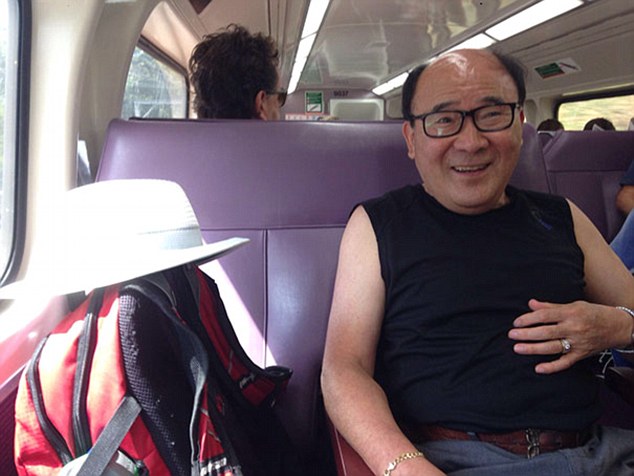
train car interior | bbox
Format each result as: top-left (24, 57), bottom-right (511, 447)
top-left (0, 0), bottom-right (633, 474)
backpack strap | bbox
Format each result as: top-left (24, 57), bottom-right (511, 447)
top-left (134, 270), bottom-right (247, 474)
top-left (141, 272), bottom-right (177, 308)
top-left (193, 268), bottom-right (292, 407)
top-left (122, 279), bottom-right (210, 475)
top-left (74, 395), bottom-right (142, 476)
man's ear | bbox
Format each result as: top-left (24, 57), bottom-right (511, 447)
top-left (519, 109), bottom-right (525, 123)
top-left (402, 121), bottom-right (416, 160)
top-left (254, 90), bottom-right (268, 120)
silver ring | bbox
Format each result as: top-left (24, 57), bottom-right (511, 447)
top-left (560, 338), bottom-right (572, 354)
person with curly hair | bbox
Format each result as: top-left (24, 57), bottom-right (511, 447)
top-left (189, 24), bottom-right (286, 120)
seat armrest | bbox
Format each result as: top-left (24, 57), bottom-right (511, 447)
top-left (327, 417), bottom-right (373, 476)
top-left (605, 366), bottom-right (634, 407)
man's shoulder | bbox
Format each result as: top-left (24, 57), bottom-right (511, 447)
top-left (511, 187), bottom-right (573, 228)
top-left (362, 184), bottom-right (420, 210)
top-left (360, 184), bottom-right (421, 234)
top-left (512, 186), bottom-right (567, 207)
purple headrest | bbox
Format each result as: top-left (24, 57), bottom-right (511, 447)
top-left (97, 119), bottom-right (420, 228)
top-left (542, 130), bottom-right (633, 240)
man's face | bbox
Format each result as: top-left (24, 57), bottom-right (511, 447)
top-left (402, 50), bottom-right (524, 215)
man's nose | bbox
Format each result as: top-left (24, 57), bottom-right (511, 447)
top-left (452, 116), bottom-right (488, 151)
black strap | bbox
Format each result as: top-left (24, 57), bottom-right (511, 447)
top-left (75, 395), bottom-right (142, 476)
top-left (123, 279), bottom-right (210, 475)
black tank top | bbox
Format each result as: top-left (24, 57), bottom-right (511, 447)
top-left (362, 185), bottom-right (600, 432)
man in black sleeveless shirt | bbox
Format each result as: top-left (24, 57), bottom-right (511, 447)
top-left (322, 49), bottom-right (634, 476)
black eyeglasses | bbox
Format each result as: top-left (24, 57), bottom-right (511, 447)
top-left (410, 102), bottom-right (520, 138)
top-left (267, 90), bottom-right (287, 107)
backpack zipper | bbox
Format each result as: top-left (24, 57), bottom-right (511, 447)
top-left (72, 288), bottom-right (104, 456)
top-left (26, 337), bottom-right (74, 464)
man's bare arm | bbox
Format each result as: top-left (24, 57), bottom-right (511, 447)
top-left (321, 206), bottom-right (444, 476)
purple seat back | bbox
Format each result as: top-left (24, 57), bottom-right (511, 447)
top-left (509, 122), bottom-right (549, 193)
top-left (97, 119), bottom-right (418, 462)
top-left (95, 119), bottom-right (546, 465)
top-left (538, 130), bottom-right (557, 148)
top-left (542, 130), bottom-right (634, 241)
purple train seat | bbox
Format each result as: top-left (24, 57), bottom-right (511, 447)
top-left (96, 119), bottom-right (630, 474)
top-left (97, 119), bottom-right (418, 472)
top-left (510, 122), bottom-right (549, 193)
top-left (542, 130), bottom-right (634, 241)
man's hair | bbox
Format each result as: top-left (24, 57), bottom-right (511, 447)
top-left (401, 50), bottom-right (527, 123)
top-left (189, 24), bottom-right (280, 119)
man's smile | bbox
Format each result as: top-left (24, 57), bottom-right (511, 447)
top-left (451, 163), bottom-right (490, 173)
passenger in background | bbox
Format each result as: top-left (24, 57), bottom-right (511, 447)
top-left (611, 160), bottom-right (634, 271)
top-left (616, 162), bottom-right (634, 216)
top-left (322, 49), bottom-right (634, 476)
top-left (537, 118), bottom-right (564, 132)
top-left (583, 117), bottom-right (615, 131)
top-left (611, 161), bottom-right (634, 369)
top-left (189, 24), bottom-right (286, 120)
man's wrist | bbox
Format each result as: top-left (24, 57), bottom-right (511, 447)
top-left (383, 450), bottom-right (425, 475)
top-left (615, 306), bottom-right (634, 351)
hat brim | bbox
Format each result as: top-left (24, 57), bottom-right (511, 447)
top-left (0, 237), bottom-right (249, 299)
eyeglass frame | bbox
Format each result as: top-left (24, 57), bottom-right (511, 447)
top-left (266, 90), bottom-right (287, 108)
top-left (409, 102), bottom-right (521, 138)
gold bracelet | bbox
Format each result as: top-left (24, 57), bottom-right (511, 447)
top-left (383, 451), bottom-right (425, 476)
top-left (616, 306), bottom-right (634, 351)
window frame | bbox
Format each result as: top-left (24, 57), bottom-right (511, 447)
top-left (123, 36), bottom-right (190, 120)
top-left (0, 0), bottom-right (31, 286)
top-left (555, 87), bottom-right (634, 130)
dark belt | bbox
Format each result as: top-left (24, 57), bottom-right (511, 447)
top-left (407, 424), bottom-right (591, 458)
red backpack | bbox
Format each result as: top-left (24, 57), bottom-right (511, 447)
top-left (14, 265), bottom-right (299, 475)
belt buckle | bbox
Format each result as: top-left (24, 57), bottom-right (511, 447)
top-left (525, 429), bottom-right (540, 459)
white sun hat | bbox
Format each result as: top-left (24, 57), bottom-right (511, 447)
top-left (0, 179), bottom-right (249, 299)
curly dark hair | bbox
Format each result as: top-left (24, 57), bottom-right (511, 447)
top-left (189, 24), bottom-right (280, 119)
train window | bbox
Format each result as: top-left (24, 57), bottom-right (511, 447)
top-left (122, 41), bottom-right (187, 119)
top-left (558, 93), bottom-right (634, 130)
top-left (0, 0), bottom-right (24, 284)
